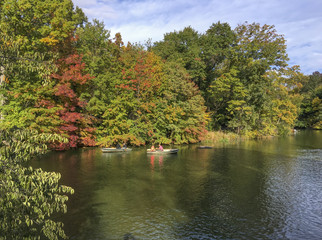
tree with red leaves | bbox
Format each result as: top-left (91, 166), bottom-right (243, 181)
top-left (51, 54), bottom-right (96, 150)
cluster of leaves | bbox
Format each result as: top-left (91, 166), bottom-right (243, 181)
top-left (0, 128), bottom-right (73, 240)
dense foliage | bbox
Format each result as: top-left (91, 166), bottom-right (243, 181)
top-left (1, 1), bottom-right (78, 239)
top-left (152, 22), bottom-right (308, 137)
top-left (1, 0), bottom-right (317, 146)
top-left (0, 129), bottom-right (73, 239)
top-left (1, 0), bottom-right (320, 239)
top-left (297, 71), bottom-right (322, 129)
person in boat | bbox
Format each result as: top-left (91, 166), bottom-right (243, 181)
top-left (158, 144), bottom-right (163, 151)
top-left (116, 142), bottom-right (121, 149)
top-left (150, 144), bottom-right (156, 152)
top-left (122, 142), bottom-right (127, 149)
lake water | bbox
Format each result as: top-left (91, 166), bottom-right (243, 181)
top-left (31, 130), bottom-right (322, 239)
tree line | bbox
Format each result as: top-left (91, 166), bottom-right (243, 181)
top-left (1, 0), bottom-right (321, 150)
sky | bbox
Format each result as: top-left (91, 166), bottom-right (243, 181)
top-left (72, 0), bottom-right (322, 75)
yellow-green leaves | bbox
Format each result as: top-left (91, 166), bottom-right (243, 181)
top-left (0, 129), bottom-right (73, 239)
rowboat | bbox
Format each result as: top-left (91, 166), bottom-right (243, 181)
top-left (147, 149), bottom-right (179, 154)
top-left (197, 146), bottom-right (213, 149)
top-left (101, 148), bottom-right (132, 153)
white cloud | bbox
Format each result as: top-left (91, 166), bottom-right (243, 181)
top-left (73, 0), bottom-right (322, 74)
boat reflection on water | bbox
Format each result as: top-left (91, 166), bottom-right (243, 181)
top-left (149, 155), bottom-right (164, 170)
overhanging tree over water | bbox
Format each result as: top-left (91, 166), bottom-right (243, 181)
top-left (0, 128), bottom-right (73, 239)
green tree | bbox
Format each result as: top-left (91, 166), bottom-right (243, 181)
top-left (0, 34), bottom-right (55, 130)
top-left (212, 22), bottom-right (300, 136)
top-left (232, 22), bottom-right (289, 112)
top-left (75, 22), bottom-right (127, 143)
top-left (200, 22), bottom-right (236, 105)
top-left (75, 19), bottom-right (111, 76)
top-left (152, 26), bottom-right (206, 90)
top-left (0, 0), bottom-right (85, 56)
top-left (208, 67), bottom-right (251, 133)
top-left (0, 128), bottom-right (73, 239)
top-left (297, 71), bottom-right (322, 129)
top-left (155, 61), bottom-right (208, 144)
top-left (265, 66), bottom-right (305, 135)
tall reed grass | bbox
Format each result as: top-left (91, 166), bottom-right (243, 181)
top-left (202, 131), bottom-right (244, 144)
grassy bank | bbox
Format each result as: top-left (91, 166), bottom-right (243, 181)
top-left (202, 131), bottom-right (245, 144)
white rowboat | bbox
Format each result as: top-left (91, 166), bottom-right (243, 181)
top-left (101, 148), bottom-right (132, 153)
top-left (147, 149), bottom-right (179, 154)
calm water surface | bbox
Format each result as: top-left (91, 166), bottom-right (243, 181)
top-left (31, 131), bottom-right (322, 239)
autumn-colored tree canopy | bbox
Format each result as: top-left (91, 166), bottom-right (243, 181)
top-left (1, 0), bottom-right (317, 150)
top-left (0, 1), bottom-right (319, 147)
